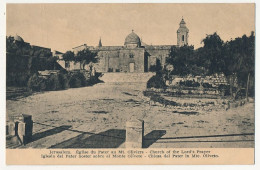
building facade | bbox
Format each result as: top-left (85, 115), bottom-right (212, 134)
top-left (70, 18), bottom-right (189, 73)
top-left (177, 18), bottom-right (189, 47)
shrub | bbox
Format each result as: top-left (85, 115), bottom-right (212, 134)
top-left (27, 74), bottom-right (46, 91)
top-left (69, 72), bottom-right (88, 88)
top-left (179, 80), bottom-right (200, 87)
top-left (28, 71), bottom-right (99, 91)
top-left (147, 75), bottom-right (166, 89)
top-left (235, 89), bottom-right (246, 99)
top-left (58, 73), bottom-right (69, 89)
top-left (69, 76), bottom-right (82, 88)
top-left (45, 74), bottom-right (61, 91)
top-left (218, 84), bottom-right (231, 96)
top-left (202, 82), bottom-right (213, 88)
top-left (28, 73), bottom-right (68, 91)
top-left (78, 72), bottom-right (88, 86)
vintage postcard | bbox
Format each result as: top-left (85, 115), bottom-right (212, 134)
top-left (5, 3), bottom-right (255, 165)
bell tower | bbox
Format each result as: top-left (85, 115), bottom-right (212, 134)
top-left (177, 17), bottom-right (189, 47)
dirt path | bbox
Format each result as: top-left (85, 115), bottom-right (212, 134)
top-left (6, 83), bottom-right (254, 148)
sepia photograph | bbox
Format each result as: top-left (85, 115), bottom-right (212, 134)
top-left (3, 2), bottom-right (256, 165)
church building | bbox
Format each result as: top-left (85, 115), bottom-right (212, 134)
top-left (70, 18), bottom-right (189, 73)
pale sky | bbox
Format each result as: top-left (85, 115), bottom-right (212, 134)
top-left (6, 3), bottom-right (255, 52)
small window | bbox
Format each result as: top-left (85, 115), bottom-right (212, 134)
top-left (182, 35), bottom-right (185, 41)
top-left (65, 61), bottom-right (70, 68)
top-left (129, 53), bottom-right (134, 58)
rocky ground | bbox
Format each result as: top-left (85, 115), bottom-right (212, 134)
top-left (6, 82), bottom-right (254, 148)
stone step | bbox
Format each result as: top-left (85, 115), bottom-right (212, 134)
top-left (99, 72), bottom-right (155, 83)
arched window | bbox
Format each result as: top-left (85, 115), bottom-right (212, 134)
top-left (182, 35), bottom-right (185, 41)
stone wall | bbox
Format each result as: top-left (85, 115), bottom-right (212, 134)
top-left (119, 49), bottom-right (145, 72)
top-left (57, 60), bottom-right (81, 71)
top-left (94, 48), bottom-right (145, 73)
top-left (177, 32), bottom-right (189, 47)
top-left (146, 48), bottom-right (170, 69)
top-left (70, 44), bottom-right (175, 73)
top-left (99, 72), bottom-right (155, 83)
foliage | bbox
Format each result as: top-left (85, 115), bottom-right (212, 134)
top-left (202, 32), bottom-right (255, 98)
top-left (217, 84), bottom-right (233, 96)
top-left (62, 49), bottom-right (98, 70)
top-left (74, 48), bottom-right (98, 69)
top-left (27, 71), bottom-right (96, 91)
top-left (167, 45), bottom-right (205, 77)
top-left (6, 36), bottom-right (31, 56)
top-left (179, 80), bottom-right (200, 87)
top-left (62, 51), bottom-right (75, 61)
top-left (202, 83), bottom-right (213, 88)
top-left (149, 59), bottom-right (162, 73)
top-left (6, 36), bottom-right (59, 87)
top-left (30, 56), bottom-right (59, 72)
top-left (58, 73), bottom-right (70, 89)
top-left (199, 33), bottom-right (224, 75)
top-left (147, 75), bottom-right (166, 89)
top-left (27, 74), bottom-right (46, 91)
top-left (166, 32), bottom-right (255, 99)
top-left (69, 72), bottom-right (88, 88)
top-left (45, 74), bottom-right (62, 91)
top-left (224, 32), bottom-right (255, 87)
top-left (6, 36), bottom-right (100, 92)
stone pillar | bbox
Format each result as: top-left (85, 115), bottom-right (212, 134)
top-left (125, 120), bottom-right (144, 148)
top-left (6, 121), bottom-right (16, 136)
top-left (17, 114), bottom-right (33, 144)
top-left (17, 122), bottom-right (26, 144)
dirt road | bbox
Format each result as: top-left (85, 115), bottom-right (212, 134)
top-left (6, 82), bottom-right (254, 148)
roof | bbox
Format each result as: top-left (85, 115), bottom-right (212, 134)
top-left (124, 31), bottom-right (141, 46)
top-left (177, 18), bottom-right (189, 33)
top-left (97, 46), bottom-right (123, 50)
top-left (72, 44), bottom-right (87, 49)
top-left (32, 45), bottom-right (51, 51)
top-left (38, 70), bottom-right (60, 77)
top-left (144, 45), bottom-right (174, 50)
top-left (180, 18), bottom-right (186, 25)
top-left (54, 51), bottom-right (63, 54)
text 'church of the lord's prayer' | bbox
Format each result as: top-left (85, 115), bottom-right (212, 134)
top-left (62, 18), bottom-right (189, 73)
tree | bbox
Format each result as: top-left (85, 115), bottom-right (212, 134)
top-left (197, 32), bottom-right (255, 99)
top-left (6, 36), bottom-right (31, 56)
top-left (243, 32), bottom-right (255, 100)
top-left (47, 55), bottom-right (59, 70)
top-left (167, 45), bottom-right (203, 77)
top-left (197, 33), bottom-right (238, 97)
top-left (62, 51), bottom-right (75, 62)
top-left (74, 48), bottom-right (98, 70)
top-left (149, 58), bottom-right (162, 73)
top-left (199, 32), bottom-right (224, 75)
top-left (224, 32), bottom-right (255, 99)
top-left (6, 36), bottom-right (33, 86)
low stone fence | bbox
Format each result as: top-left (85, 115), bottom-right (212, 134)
top-left (165, 87), bottom-right (221, 96)
top-left (144, 89), bottom-right (250, 112)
